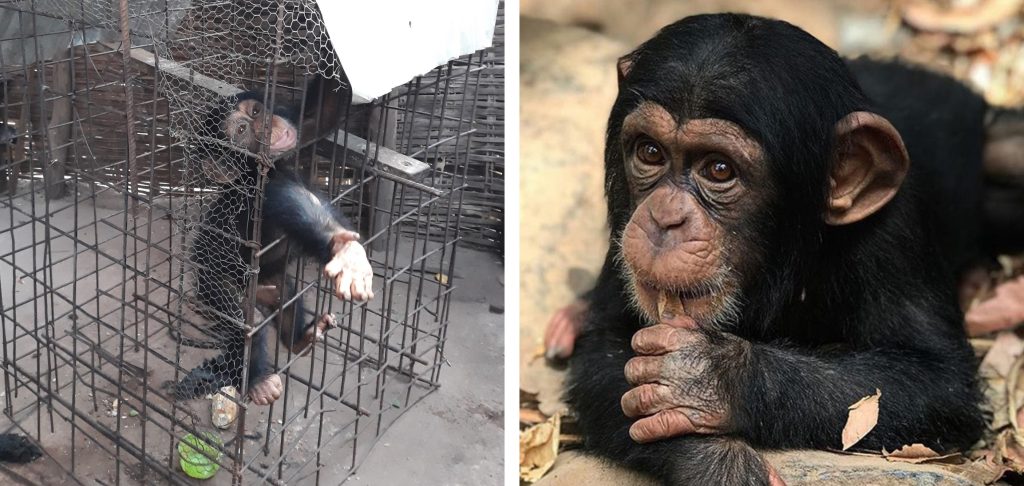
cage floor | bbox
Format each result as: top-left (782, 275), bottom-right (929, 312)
top-left (0, 183), bottom-right (503, 485)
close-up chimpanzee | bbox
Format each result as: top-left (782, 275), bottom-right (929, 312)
top-left (175, 77), bottom-right (374, 406)
top-left (545, 13), bottom-right (1024, 485)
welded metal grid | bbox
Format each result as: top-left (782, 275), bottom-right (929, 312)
top-left (0, 0), bottom-right (492, 484)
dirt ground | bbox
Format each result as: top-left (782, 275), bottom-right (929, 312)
top-left (0, 182), bottom-right (504, 485)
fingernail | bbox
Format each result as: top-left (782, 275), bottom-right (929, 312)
top-left (545, 346), bottom-right (563, 360)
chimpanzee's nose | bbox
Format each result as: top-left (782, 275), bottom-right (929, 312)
top-left (649, 190), bottom-right (689, 233)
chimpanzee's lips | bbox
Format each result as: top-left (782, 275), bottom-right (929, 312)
top-left (636, 279), bottom-right (713, 301)
top-left (270, 125), bottom-right (296, 152)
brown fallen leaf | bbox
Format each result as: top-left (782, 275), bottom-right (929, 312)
top-left (434, 273), bottom-right (450, 285)
top-left (979, 331), bottom-right (1024, 378)
top-left (520, 413), bottom-right (561, 483)
top-left (842, 389), bottom-right (881, 451)
top-left (944, 457), bottom-right (1010, 485)
top-left (901, 0), bottom-right (1024, 34)
top-left (966, 276), bottom-right (1024, 337)
top-left (883, 443), bottom-right (961, 464)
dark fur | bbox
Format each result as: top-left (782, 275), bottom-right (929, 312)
top-left (0, 434), bottom-right (42, 463)
top-left (175, 85), bottom-right (354, 399)
top-left (567, 14), bottom-right (988, 484)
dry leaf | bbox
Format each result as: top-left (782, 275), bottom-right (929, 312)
top-left (883, 443), bottom-right (961, 464)
top-left (520, 413), bottom-right (561, 483)
top-left (966, 276), bottom-right (1024, 337)
top-left (901, 0), bottom-right (1024, 34)
top-left (980, 331), bottom-right (1024, 378)
top-left (842, 389), bottom-right (881, 451)
top-left (945, 457), bottom-right (1010, 485)
top-left (434, 273), bottom-right (450, 285)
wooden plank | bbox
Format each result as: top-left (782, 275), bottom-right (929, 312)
top-left (45, 48), bottom-right (72, 199)
top-left (104, 41), bottom-right (429, 179)
top-left (329, 129), bottom-right (429, 178)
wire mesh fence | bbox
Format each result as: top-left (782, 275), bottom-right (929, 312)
top-left (0, 0), bottom-right (498, 483)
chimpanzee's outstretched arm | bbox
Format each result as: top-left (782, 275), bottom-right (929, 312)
top-left (263, 170), bottom-right (354, 261)
top-left (263, 170), bottom-right (373, 301)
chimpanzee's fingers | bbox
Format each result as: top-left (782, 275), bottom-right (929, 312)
top-left (336, 271), bottom-right (353, 301)
top-left (364, 274), bottom-right (375, 300)
top-left (661, 314), bottom-right (698, 330)
top-left (767, 461), bottom-right (787, 486)
top-left (545, 304), bottom-right (585, 358)
top-left (323, 258), bottom-right (342, 279)
top-left (350, 277), bottom-right (366, 302)
top-left (621, 383), bottom-right (673, 418)
top-left (628, 409), bottom-right (698, 443)
top-left (624, 356), bottom-right (663, 386)
top-left (631, 324), bottom-right (692, 355)
top-left (336, 230), bottom-right (360, 242)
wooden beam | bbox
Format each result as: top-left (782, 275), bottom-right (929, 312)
top-left (104, 41), bottom-right (430, 180)
top-left (44, 47), bottom-right (72, 199)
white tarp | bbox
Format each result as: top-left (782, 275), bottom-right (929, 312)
top-left (316, 0), bottom-right (500, 103)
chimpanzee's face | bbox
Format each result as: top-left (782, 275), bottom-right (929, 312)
top-left (618, 102), bottom-right (771, 329)
top-left (222, 98), bottom-right (297, 158)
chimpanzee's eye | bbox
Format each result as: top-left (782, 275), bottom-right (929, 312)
top-left (252, 104), bottom-right (261, 116)
top-left (703, 159), bottom-right (736, 183)
top-left (636, 140), bottom-right (665, 165)
top-left (237, 124), bottom-right (246, 135)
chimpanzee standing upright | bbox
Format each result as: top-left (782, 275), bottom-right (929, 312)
top-left (176, 79), bottom-right (373, 406)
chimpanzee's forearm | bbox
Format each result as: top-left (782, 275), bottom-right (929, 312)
top-left (263, 172), bottom-right (354, 261)
top-left (730, 341), bottom-right (984, 452)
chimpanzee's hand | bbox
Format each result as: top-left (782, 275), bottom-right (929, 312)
top-left (324, 230), bottom-right (375, 301)
top-left (621, 324), bottom-right (748, 443)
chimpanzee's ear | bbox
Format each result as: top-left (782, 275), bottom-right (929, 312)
top-left (617, 53), bottom-right (636, 86)
top-left (826, 111), bottom-right (910, 225)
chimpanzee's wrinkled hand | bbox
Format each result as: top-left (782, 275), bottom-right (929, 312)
top-left (324, 230), bottom-right (374, 302)
top-left (621, 324), bottom-right (748, 443)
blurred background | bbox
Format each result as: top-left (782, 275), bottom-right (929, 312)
top-left (520, 0), bottom-right (1024, 482)
top-left (520, 0), bottom-right (1024, 374)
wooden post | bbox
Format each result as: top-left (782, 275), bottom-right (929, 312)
top-left (0, 78), bottom-right (8, 193)
top-left (368, 92), bottom-right (398, 252)
top-left (44, 47), bottom-right (71, 199)
top-left (7, 69), bottom-right (33, 195)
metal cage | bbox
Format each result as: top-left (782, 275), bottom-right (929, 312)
top-left (0, 0), bottom-right (497, 483)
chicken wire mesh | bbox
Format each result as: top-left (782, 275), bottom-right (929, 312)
top-left (0, 0), bottom-right (497, 484)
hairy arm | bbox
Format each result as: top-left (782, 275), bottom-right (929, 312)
top-left (263, 170), bottom-right (355, 262)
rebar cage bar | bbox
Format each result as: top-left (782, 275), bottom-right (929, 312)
top-left (0, 1), bottom-right (499, 484)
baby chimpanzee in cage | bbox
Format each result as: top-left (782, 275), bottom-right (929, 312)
top-left (175, 77), bottom-right (374, 406)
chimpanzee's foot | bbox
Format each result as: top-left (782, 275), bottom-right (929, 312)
top-left (248, 374), bottom-right (283, 405)
top-left (544, 299), bottom-right (588, 362)
top-left (289, 313), bottom-right (337, 354)
top-left (174, 354), bottom-right (238, 400)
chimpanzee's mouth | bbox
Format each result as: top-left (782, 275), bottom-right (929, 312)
top-left (636, 279), bottom-right (715, 303)
top-left (629, 274), bottom-right (737, 328)
top-left (269, 124), bottom-right (296, 152)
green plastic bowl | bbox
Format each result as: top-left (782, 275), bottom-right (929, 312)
top-left (178, 432), bottom-right (223, 479)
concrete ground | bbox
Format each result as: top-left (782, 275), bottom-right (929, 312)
top-left (0, 184), bottom-right (504, 485)
top-left (347, 248), bottom-right (504, 486)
